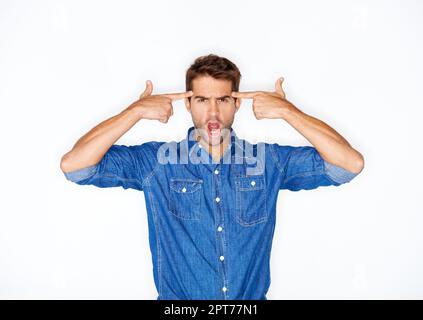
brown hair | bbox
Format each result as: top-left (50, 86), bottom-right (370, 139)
top-left (185, 54), bottom-right (241, 101)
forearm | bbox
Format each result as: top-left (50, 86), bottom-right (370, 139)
top-left (281, 104), bottom-right (364, 174)
top-left (60, 106), bottom-right (143, 173)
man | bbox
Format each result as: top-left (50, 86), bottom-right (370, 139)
top-left (60, 54), bottom-right (364, 300)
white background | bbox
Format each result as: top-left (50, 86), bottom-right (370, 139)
top-left (0, 0), bottom-right (422, 299)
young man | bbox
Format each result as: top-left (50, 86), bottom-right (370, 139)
top-left (60, 54), bottom-right (364, 300)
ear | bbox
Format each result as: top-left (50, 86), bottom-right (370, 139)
top-left (234, 97), bottom-right (241, 113)
top-left (184, 97), bottom-right (191, 114)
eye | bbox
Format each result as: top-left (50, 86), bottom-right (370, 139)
top-left (218, 97), bottom-right (228, 103)
top-left (197, 98), bottom-right (206, 102)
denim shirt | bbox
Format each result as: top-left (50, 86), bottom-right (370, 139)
top-left (63, 126), bottom-right (359, 300)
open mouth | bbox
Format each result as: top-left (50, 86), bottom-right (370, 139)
top-left (207, 121), bottom-right (221, 138)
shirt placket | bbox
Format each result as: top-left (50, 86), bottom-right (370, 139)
top-left (214, 164), bottom-right (229, 298)
top-left (198, 142), bottom-right (230, 299)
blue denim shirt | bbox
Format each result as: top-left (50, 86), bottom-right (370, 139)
top-left (63, 126), bottom-right (359, 300)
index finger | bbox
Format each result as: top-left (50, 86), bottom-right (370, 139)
top-left (231, 91), bottom-right (261, 99)
top-left (161, 90), bottom-right (194, 100)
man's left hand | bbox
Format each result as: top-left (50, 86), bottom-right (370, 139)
top-left (231, 77), bottom-right (295, 120)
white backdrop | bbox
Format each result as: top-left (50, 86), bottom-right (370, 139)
top-left (0, 0), bottom-right (422, 299)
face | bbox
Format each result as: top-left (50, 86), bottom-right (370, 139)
top-left (184, 75), bottom-right (241, 146)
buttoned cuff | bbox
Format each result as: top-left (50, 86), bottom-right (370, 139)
top-left (63, 164), bottom-right (98, 182)
top-left (323, 160), bottom-right (358, 184)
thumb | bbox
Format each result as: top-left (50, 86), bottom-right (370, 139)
top-left (275, 77), bottom-right (284, 95)
top-left (140, 80), bottom-right (153, 99)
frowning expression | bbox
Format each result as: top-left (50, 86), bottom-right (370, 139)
top-left (185, 75), bottom-right (241, 146)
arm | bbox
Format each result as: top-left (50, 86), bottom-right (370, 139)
top-left (232, 77), bottom-right (365, 174)
top-left (279, 104), bottom-right (364, 174)
top-left (269, 143), bottom-right (359, 191)
top-left (60, 80), bottom-right (193, 173)
top-left (60, 107), bottom-right (144, 173)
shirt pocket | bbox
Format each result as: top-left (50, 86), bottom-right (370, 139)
top-left (169, 178), bottom-right (203, 220)
top-left (234, 175), bottom-right (268, 226)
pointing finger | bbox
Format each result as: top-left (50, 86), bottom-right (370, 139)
top-left (231, 91), bottom-right (261, 99)
top-left (162, 90), bottom-right (194, 100)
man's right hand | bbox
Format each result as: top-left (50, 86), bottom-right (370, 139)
top-left (129, 80), bottom-right (193, 123)
top-left (60, 80), bottom-right (192, 173)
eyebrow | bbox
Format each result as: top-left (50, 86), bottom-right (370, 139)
top-left (193, 95), bottom-right (232, 100)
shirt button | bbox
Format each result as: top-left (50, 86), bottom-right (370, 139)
top-left (182, 187), bottom-right (187, 193)
top-left (222, 287), bottom-right (228, 292)
top-left (217, 226), bottom-right (223, 232)
top-left (219, 255), bottom-right (224, 261)
top-left (214, 169), bottom-right (219, 175)
top-left (215, 197), bottom-right (220, 203)
top-left (251, 180), bottom-right (256, 186)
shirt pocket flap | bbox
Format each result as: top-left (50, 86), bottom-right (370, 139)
top-left (170, 179), bottom-right (203, 193)
top-left (236, 175), bottom-right (265, 191)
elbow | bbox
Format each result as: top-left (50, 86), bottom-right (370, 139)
top-left (351, 151), bottom-right (365, 174)
top-left (60, 152), bottom-right (74, 173)
top-left (60, 150), bottom-right (101, 174)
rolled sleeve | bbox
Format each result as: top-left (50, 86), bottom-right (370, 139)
top-left (270, 143), bottom-right (359, 191)
top-left (64, 164), bottom-right (98, 183)
top-left (323, 160), bottom-right (358, 184)
top-left (62, 142), bottom-right (162, 191)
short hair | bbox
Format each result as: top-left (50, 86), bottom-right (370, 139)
top-left (185, 54), bottom-right (241, 101)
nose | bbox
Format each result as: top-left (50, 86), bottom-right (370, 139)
top-left (208, 98), bottom-right (219, 117)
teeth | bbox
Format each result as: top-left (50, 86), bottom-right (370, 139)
top-left (208, 122), bottom-right (220, 137)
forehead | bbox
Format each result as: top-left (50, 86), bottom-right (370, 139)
top-left (191, 75), bottom-right (232, 96)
